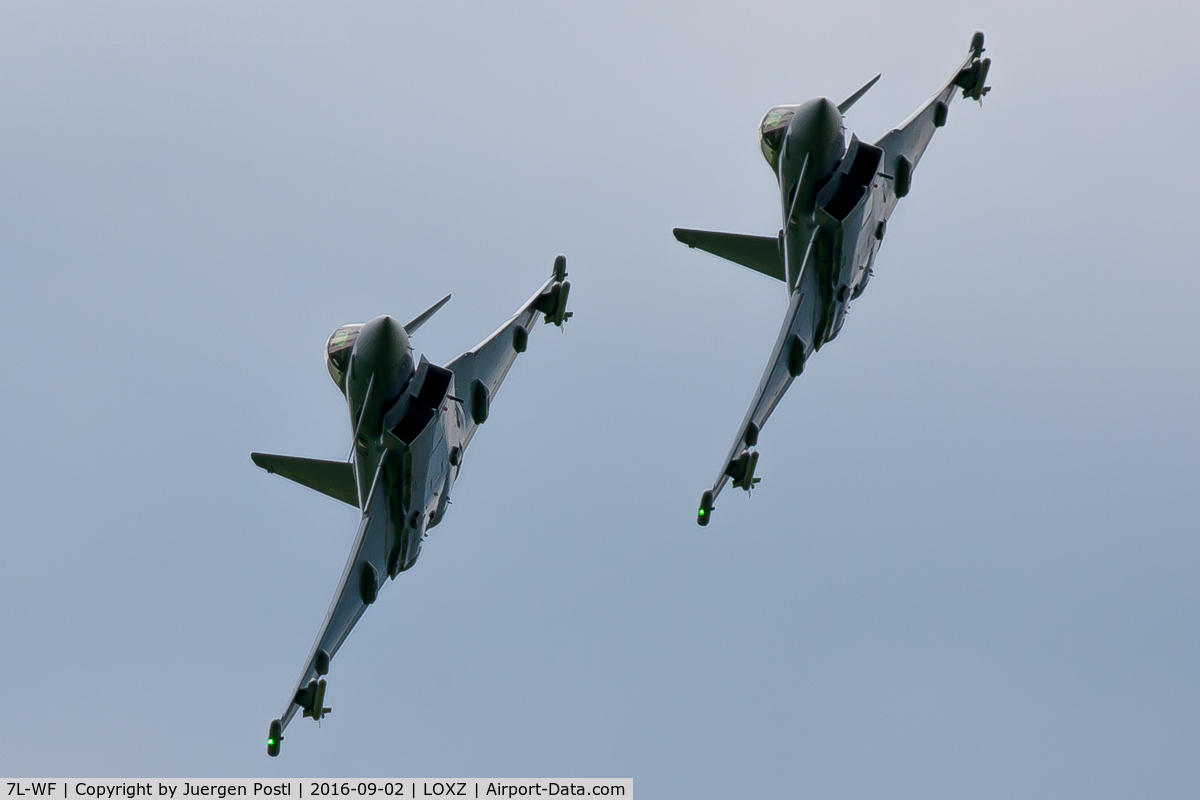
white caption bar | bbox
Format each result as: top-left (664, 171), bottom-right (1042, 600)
top-left (3, 782), bottom-right (631, 800)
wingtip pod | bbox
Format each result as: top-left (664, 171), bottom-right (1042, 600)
top-left (267, 718), bottom-right (282, 757)
top-left (971, 31), bottom-right (985, 57)
top-left (698, 490), bottom-right (714, 526)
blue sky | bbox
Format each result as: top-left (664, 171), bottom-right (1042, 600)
top-left (1, 2), bottom-right (1197, 796)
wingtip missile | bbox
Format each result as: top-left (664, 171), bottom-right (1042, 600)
top-left (534, 255), bottom-right (572, 326)
top-left (297, 677), bottom-right (332, 721)
top-left (726, 450), bottom-right (761, 491)
top-left (550, 280), bottom-right (571, 326)
top-left (535, 277), bottom-right (572, 327)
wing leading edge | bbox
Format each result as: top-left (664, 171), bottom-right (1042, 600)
top-left (875, 32), bottom-right (990, 178)
top-left (276, 455), bottom-right (394, 732)
top-left (700, 281), bottom-right (815, 524)
top-left (446, 255), bottom-right (572, 451)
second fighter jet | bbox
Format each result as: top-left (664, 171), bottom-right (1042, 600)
top-left (254, 257), bottom-right (573, 754)
top-left (676, 33), bottom-right (992, 525)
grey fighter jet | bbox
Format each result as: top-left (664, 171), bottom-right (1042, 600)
top-left (676, 33), bottom-right (992, 525)
top-left (254, 257), bottom-right (572, 756)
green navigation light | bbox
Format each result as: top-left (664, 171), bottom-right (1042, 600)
top-left (697, 489), bottom-right (714, 527)
top-left (267, 717), bottom-right (283, 757)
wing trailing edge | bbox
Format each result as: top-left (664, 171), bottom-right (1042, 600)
top-left (673, 228), bottom-right (785, 282)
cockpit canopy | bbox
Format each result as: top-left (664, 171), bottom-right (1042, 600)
top-left (759, 105), bottom-right (797, 172)
top-left (325, 323), bottom-right (363, 392)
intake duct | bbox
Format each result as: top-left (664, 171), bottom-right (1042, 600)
top-left (388, 359), bottom-right (452, 446)
top-left (816, 137), bottom-right (884, 223)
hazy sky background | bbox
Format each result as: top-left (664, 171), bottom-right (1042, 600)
top-left (2, 1), bottom-right (1198, 796)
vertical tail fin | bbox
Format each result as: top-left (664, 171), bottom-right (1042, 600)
top-left (837, 73), bottom-right (881, 114)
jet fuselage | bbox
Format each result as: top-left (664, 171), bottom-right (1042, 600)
top-left (339, 314), bottom-right (462, 574)
top-left (686, 32), bottom-right (992, 523)
top-left (346, 315), bottom-right (412, 492)
top-left (260, 257), bottom-right (573, 754)
top-left (764, 94), bottom-right (892, 350)
top-left (763, 97), bottom-right (846, 289)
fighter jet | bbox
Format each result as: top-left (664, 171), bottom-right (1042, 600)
top-left (254, 257), bottom-right (573, 756)
top-left (676, 33), bottom-right (992, 525)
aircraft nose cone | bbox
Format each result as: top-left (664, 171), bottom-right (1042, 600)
top-left (356, 315), bottom-right (402, 357)
top-left (372, 315), bottom-right (399, 350)
top-left (816, 97), bottom-right (839, 125)
top-left (365, 314), bottom-right (398, 339)
top-left (796, 97), bottom-right (841, 136)
top-left (784, 96), bottom-right (843, 164)
top-left (348, 315), bottom-right (414, 433)
top-left (351, 315), bottom-right (412, 382)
